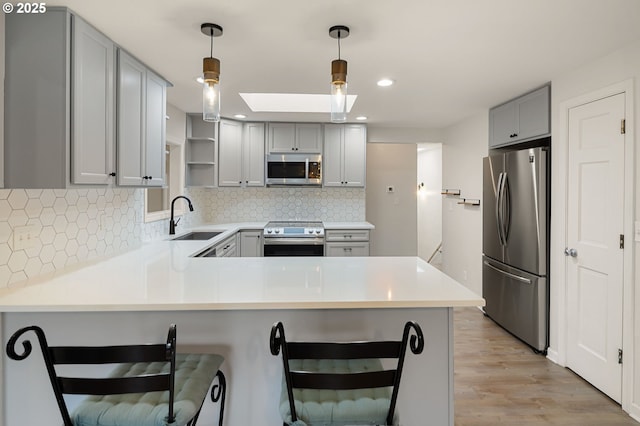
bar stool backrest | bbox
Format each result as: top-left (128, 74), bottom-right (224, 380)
top-left (270, 321), bottom-right (424, 426)
top-left (6, 324), bottom-right (178, 426)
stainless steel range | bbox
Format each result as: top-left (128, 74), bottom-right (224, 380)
top-left (263, 221), bottom-right (325, 256)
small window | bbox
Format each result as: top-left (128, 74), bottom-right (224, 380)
top-left (144, 142), bottom-right (185, 222)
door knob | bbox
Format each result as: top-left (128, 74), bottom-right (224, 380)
top-left (564, 248), bottom-right (578, 257)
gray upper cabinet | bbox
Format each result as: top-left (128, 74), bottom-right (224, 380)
top-left (489, 85), bottom-right (550, 148)
top-left (4, 9), bottom-right (117, 188)
top-left (117, 50), bottom-right (166, 187)
top-left (218, 119), bottom-right (243, 186)
top-left (219, 120), bottom-right (265, 187)
top-left (323, 124), bottom-right (366, 187)
top-left (267, 123), bottom-right (322, 153)
top-left (185, 114), bottom-right (218, 187)
top-left (72, 16), bottom-right (116, 185)
top-left (243, 122), bottom-right (266, 186)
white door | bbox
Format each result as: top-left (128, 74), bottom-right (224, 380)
top-left (566, 92), bottom-right (625, 403)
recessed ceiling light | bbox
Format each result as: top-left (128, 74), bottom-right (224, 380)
top-left (377, 78), bottom-right (394, 87)
top-left (234, 114), bottom-right (247, 119)
top-left (356, 116), bottom-right (367, 121)
top-left (239, 93), bottom-right (357, 113)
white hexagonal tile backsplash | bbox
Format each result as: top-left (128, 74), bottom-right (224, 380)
top-left (0, 187), bottom-right (365, 288)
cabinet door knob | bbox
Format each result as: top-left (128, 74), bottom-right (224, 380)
top-left (109, 172), bottom-right (116, 177)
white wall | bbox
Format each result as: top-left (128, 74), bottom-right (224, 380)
top-left (368, 126), bottom-right (444, 144)
top-left (549, 37), bottom-right (640, 419)
top-left (417, 144), bottom-right (442, 262)
top-left (441, 113), bottom-right (488, 296)
top-left (166, 103), bottom-right (186, 144)
top-left (366, 143), bottom-right (417, 256)
top-left (1, 12), bottom-right (5, 188)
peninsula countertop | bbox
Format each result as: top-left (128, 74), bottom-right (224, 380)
top-left (0, 222), bottom-right (483, 312)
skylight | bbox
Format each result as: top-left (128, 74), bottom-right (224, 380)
top-left (239, 93), bottom-right (357, 113)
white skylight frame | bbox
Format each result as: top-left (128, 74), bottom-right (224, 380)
top-left (239, 93), bottom-right (357, 113)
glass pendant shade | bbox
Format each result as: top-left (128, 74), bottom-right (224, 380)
top-left (202, 56), bottom-right (221, 122)
top-left (330, 58), bottom-right (347, 123)
top-left (330, 81), bottom-right (347, 123)
top-left (203, 80), bottom-right (220, 122)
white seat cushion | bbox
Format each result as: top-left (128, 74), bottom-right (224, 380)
top-left (71, 353), bottom-right (223, 426)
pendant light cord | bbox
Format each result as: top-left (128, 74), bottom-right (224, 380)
top-left (337, 31), bottom-right (342, 60)
top-left (210, 32), bottom-right (214, 58)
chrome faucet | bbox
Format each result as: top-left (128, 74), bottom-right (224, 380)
top-left (169, 196), bottom-right (194, 235)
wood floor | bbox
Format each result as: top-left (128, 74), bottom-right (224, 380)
top-left (453, 306), bottom-right (638, 425)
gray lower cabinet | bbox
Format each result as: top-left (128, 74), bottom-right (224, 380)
top-left (117, 50), bottom-right (166, 187)
top-left (4, 8), bottom-right (116, 188)
top-left (215, 235), bottom-right (238, 257)
top-left (325, 229), bottom-right (370, 256)
top-left (489, 85), bottom-right (550, 148)
top-left (240, 230), bottom-right (263, 257)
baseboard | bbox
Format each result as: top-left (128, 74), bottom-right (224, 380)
top-left (628, 404), bottom-right (640, 423)
top-left (546, 347), bottom-right (561, 365)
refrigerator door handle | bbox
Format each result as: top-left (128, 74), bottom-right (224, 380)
top-left (502, 172), bottom-right (511, 242)
top-left (496, 172), bottom-right (505, 245)
top-left (483, 260), bottom-right (532, 284)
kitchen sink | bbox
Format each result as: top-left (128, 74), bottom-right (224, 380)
top-left (171, 231), bottom-right (223, 241)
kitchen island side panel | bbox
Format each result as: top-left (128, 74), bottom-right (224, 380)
top-left (3, 307), bottom-right (453, 426)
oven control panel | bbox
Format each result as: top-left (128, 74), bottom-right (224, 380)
top-left (263, 226), bottom-right (324, 238)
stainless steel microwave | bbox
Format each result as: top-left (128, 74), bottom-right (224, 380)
top-left (266, 154), bottom-right (322, 186)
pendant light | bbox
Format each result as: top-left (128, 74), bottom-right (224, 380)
top-left (201, 23), bottom-right (223, 122)
top-left (329, 25), bottom-right (349, 123)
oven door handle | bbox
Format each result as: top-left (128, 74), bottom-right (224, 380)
top-left (263, 238), bottom-right (325, 245)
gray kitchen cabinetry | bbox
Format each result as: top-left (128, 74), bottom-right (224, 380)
top-left (185, 114), bottom-right (218, 187)
top-left (267, 123), bottom-right (322, 153)
top-left (323, 124), bottom-right (367, 187)
top-left (489, 85), bottom-right (550, 148)
top-left (117, 50), bottom-right (166, 187)
top-left (325, 229), bottom-right (370, 256)
top-left (219, 120), bottom-right (265, 187)
top-left (215, 234), bottom-right (238, 257)
top-left (4, 9), bottom-right (116, 188)
top-left (240, 230), bottom-right (263, 257)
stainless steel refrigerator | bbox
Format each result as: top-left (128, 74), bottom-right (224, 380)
top-left (482, 145), bottom-right (550, 352)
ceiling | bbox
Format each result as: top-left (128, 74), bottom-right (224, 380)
top-left (44, 0), bottom-right (640, 129)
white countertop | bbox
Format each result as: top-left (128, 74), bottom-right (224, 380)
top-left (0, 222), bottom-right (483, 312)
